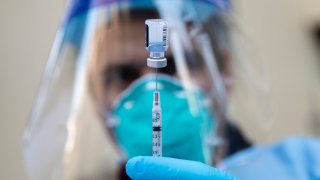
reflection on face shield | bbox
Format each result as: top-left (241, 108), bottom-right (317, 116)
top-left (24, 1), bottom-right (232, 179)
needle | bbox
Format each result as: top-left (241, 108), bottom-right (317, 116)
top-left (156, 68), bottom-right (158, 91)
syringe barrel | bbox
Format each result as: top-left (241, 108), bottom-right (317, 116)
top-left (152, 91), bottom-right (162, 156)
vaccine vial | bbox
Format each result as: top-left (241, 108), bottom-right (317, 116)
top-left (145, 19), bottom-right (168, 68)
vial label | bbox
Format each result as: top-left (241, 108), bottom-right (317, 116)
top-left (162, 25), bottom-right (168, 47)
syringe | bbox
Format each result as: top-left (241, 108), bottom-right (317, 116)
top-left (152, 90), bottom-right (162, 156)
top-left (145, 19), bottom-right (168, 157)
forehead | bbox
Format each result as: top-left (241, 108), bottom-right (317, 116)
top-left (93, 19), bottom-right (148, 68)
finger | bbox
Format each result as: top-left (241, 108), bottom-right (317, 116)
top-left (126, 156), bottom-right (237, 180)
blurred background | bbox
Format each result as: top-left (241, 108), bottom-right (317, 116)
top-left (0, 0), bottom-right (66, 179)
top-left (0, 0), bottom-right (319, 179)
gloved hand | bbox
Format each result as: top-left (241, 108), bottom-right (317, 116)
top-left (126, 156), bottom-right (237, 180)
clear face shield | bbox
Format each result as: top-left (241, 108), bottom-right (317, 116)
top-left (24, 0), bottom-right (234, 179)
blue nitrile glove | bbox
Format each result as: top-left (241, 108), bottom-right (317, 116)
top-left (126, 156), bottom-right (237, 180)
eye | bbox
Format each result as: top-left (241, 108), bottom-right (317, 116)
top-left (103, 63), bottom-right (142, 87)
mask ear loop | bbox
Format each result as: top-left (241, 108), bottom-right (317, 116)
top-left (104, 112), bottom-right (119, 128)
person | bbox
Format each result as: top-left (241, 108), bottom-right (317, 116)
top-left (23, 0), bottom-right (320, 179)
top-left (23, 0), bottom-right (249, 179)
top-left (87, 4), bottom-right (241, 179)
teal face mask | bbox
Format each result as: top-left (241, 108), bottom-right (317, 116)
top-left (111, 74), bottom-right (215, 163)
